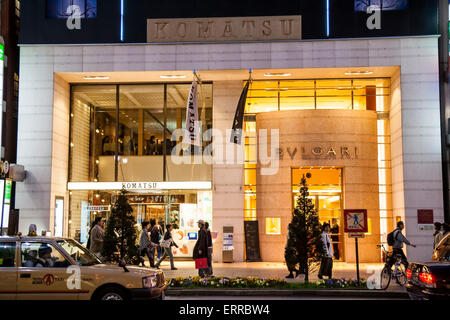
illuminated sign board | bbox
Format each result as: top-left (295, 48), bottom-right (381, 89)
top-left (68, 181), bottom-right (212, 191)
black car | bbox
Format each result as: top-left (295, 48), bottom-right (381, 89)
top-left (405, 234), bottom-right (450, 300)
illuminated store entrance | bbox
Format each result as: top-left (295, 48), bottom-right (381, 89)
top-left (292, 168), bottom-right (344, 261)
top-left (70, 186), bottom-right (212, 258)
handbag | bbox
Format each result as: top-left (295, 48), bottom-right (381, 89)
top-left (195, 258), bottom-right (208, 269)
top-left (160, 239), bottom-right (171, 248)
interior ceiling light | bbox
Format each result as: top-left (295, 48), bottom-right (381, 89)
top-left (264, 72), bottom-right (292, 77)
top-left (265, 88), bottom-right (289, 91)
top-left (160, 75), bottom-right (187, 79)
top-left (345, 71), bottom-right (373, 76)
top-left (83, 76), bottom-right (111, 80)
top-left (337, 86), bottom-right (364, 90)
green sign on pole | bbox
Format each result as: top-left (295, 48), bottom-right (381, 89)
top-left (0, 44), bottom-right (4, 62)
top-left (4, 179), bottom-right (12, 205)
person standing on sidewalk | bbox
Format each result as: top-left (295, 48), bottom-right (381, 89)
top-left (389, 221), bottom-right (416, 270)
top-left (89, 217), bottom-right (104, 260)
top-left (193, 220), bottom-right (209, 278)
top-left (205, 222), bottom-right (213, 277)
top-left (434, 222), bottom-right (443, 250)
top-left (155, 224), bottom-right (178, 270)
top-left (318, 223), bottom-right (333, 279)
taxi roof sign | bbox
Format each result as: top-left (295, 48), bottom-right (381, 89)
top-left (344, 209), bottom-right (368, 233)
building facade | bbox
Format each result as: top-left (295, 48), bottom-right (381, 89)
top-left (0, 0), bottom-right (21, 235)
top-left (15, 0), bottom-right (448, 263)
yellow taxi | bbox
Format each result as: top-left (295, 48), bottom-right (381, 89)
top-left (0, 236), bottom-right (167, 301)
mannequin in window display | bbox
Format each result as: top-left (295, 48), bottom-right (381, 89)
top-left (156, 139), bottom-right (163, 155)
top-left (165, 138), bottom-right (173, 155)
top-left (330, 218), bottom-right (340, 260)
top-left (102, 126), bottom-right (115, 155)
top-left (146, 135), bottom-right (157, 155)
top-left (123, 135), bottom-right (134, 155)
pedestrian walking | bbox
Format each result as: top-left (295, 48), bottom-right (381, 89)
top-left (318, 223), bottom-right (333, 279)
top-left (434, 222), bottom-right (443, 250)
top-left (148, 219), bottom-right (160, 267)
top-left (86, 219), bottom-right (99, 250)
top-left (205, 222), bottom-right (213, 276)
top-left (193, 220), bottom-right (209, 278)
top-left (89, 217), bottom-right (104, 260)
top-left (154, 220), bottom-right (163, 259)
top-left (155, 224), bottom-right (178, 270)
top-left (139, 221), bottom-right (156, 268)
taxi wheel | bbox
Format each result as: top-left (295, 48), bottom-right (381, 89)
top-left (95, 286), bottom-right (129, 301)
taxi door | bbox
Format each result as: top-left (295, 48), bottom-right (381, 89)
top-left (0, 241), bottom-right (18, 300)
top-left (17, 241), bottom-right (79, 300)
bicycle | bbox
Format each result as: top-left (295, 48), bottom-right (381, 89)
top-left (377, 244), bottom-right (408, 290)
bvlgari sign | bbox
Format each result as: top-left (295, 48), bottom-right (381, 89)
top-left (147, 16), bottom-right (302, 43)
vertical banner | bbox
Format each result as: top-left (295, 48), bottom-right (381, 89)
top-left (230, 81), bottom-right (250, 144)
top-left (183, 81), bottom-right (201, 147)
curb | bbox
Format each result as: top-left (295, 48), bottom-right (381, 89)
top-left (166, 288), bottom-right (409, 299)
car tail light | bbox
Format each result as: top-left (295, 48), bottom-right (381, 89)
top-left (418, 272), bottom-right (435, 285)
top-left (406, 268), bottom-right (412, 279)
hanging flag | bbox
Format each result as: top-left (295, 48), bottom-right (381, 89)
top-left (183, 80), bottom-right (201, 147)
top-left (230, 81), bottom-right (250, 144)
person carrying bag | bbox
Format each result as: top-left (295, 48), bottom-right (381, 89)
top-left (155, 224), bottom-right (178, 270)
top-left (193, 220), bottom-right (209, 277)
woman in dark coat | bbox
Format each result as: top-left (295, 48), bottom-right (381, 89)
top-left (193, 220), bottom-right (209, 277)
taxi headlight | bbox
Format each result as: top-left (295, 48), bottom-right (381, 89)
top-left (142, 276), bottom-right (158, 288)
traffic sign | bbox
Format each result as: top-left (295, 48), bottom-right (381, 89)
top-left (348, 233), bottom-right (365, 239)
top-left (344, 209), bottom-right (368, 233)
top-left (344, 209), bottom-right (368, 285)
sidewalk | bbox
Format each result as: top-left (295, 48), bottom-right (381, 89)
top-left (153, 260), bottom-right (406, 293)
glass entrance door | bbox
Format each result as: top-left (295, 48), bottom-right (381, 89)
top-left (292, 168), bottom-right (344, 261)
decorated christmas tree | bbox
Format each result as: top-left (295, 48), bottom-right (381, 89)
top-left (285, 173), bottom-right (324, 281)
top-left (103, 189), bottom-right (140, 264)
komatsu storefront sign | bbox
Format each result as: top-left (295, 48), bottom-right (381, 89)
top-left (147, 16), bottom-right (302, 43)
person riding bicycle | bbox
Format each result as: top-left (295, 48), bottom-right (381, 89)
top-left (388, 221), bottom-right (416, 270)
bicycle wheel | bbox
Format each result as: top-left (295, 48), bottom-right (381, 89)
top-left (380, 266), bottom-right (391, 290)
top-left (395, 263), bottom-right (407, 287)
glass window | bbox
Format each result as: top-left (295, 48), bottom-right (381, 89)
top-left (266, 218), bottom-right (281, 235)
top-left (46, 0), bottom-right (97, 19)
top-left (57, 239), bottom-right (101, 266)
top-left (71, 85), bottom-right (117, 183)
top-left (354, 0), bottom-right (408, 12)
top-left (245, 78), bottom-right (390, 112)
top-left (292, 168), bottom-right (344, 260)
top-left (0, 242), bottom-right (16, 267)
top-left (120, 85), bottom-right (165, 156)
top-left (21, 242), bottom-right (70, 268)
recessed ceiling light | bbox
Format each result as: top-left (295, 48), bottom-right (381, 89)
top-left (265, 88), bottom-right (289, 91)
top-left (264, 73), bottom-right (292, 77)
top-left (160, 75), bottom-right (187, 79)
top-left (345, 71), bottom-right (373, 76)
top-left (83, 76), bottom-right (111, 80)
top-left (337, 86), bottom-right (364, 90)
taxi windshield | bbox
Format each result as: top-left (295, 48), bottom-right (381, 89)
top-left (57, 239), bottom-right (102, 266)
